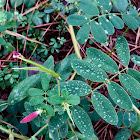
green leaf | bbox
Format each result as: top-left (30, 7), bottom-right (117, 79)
top-left (67, 15), bottom-right (89, 26)
top-left (97, 0), bottom-right (112, 13)
top-left (44, 7), bottom-right (54, 13)
top-left (67, 95), bottom-right (80, 105)
top-left (0, 37), bottom-right (5, 45)
top-left (130, 112), bottom-right (137, 123)
top-left (7, 103), bottom-right (18, 114)
top-left (87, 48), bottom-right (118, 73)
top-left (10, 0), bottom-right (23, 7)
top-left (127, 68), bottom-right (140, 83)
top-left (79, 0), bottom-right (99, 16)
top-left (116, 0), bottom-right (128, 12)
top-left (90, 20), bottom-right (107, 43)
top-left (8, 74), bottom-right (40, 104)
top-left (43, 14), bottom-right (50, 23)
top-left (55, 80), bottom-right (91, 96)
top-left (114, 128), bottom-right (131, 140)
top-left (132, 115), bottom-right (140, 132)
top-left (47, 89), bottom-right (58, 96)
top-left (5, 20), bottom-right (16, 29)
top-left (122, 14), bottom-right (139, 30)
top-left (61, 89), bottom-right (68, 99)
top-left (29, 96), bottom-right (44, 106)
top-left (109, 14), bottom-right (124, 29)
top-left (49, 112), bottom-right (68, 131)
top-left (71, 60), bottom-right (108, 82)
top-left (59, 123), bottom-right (68, 138)
top-left (3, 42), bottom-right (15, 53)
top-left (55, 54), bottom-right (78, 81)
top-left (0, 0), bottom-right (5, 8)
top-left (72, 106), bottom-right (94, 137)
top-left (119, 73), bottom-right (140, 99)
top-left (47, 95), bottom-right (65, 105)
top-left (28, 88), bottom-right (44, 96)
top-left (135, 17), bottom-right (140, 26)
top-left (98, 16), bottom-right (115, 35)
top-left (45, 105), bottom-right (55, 116)
top-left (0, 25), bottom-right (6, 32)
top-left (0, 101), bottom-right (8, 112)
top-left (41, 73), bottom-right (49, 91)
top-left (24, 0), bottom-right (36, 8)
top-left (92, 92), bottom-right (118, 125)
top-left (127, 6), bottom-right (138, 17)
top-left (107, 81), bottom-right (132, 110)
top-left (32, 10), bottom-right (43, 25)
top-left (76, 23), bottom-right (89, 44)
top-left (123, 112), bottom-right (131, 127)
top-left (49, 129), bottom-right (59, 140)
top-left (115, 111), bottom-right (123, 127)
top-left (116, 36), bottom-right (130, 66)
top-left (0, 11), bottom-right (6, 23)
top-left (131, 55), bottom-right (140, 66)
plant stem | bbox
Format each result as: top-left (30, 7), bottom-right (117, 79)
top-left (67, 120), bottom-right (77, 136)
top-left (69, 25), bottom-right (82, 60)
top-left (92, 68), bottom-right (127, 92)
top-left (0, 125), bottom-right (29, 140)
top-left (56, 78), bottom-right (61, 96)
top-left (132, 104), bottom-right (140, 116)
top-left (0, 102), bottom-right (9, 107)
top-left (70, 71), bottom-right (77, 80)
top-left (32, 120), bottom-right (49, 137)
top-left (132, 131), bottom-right (140, 138)
top-left (18, 57), bottom-right (60, 78)
top-left (109, 27), bottom-right (129, 56)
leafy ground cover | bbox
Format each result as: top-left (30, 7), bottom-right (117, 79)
top-left (0, 0), bottom-right (140, 139)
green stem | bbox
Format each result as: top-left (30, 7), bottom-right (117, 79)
top-left (56, 78), bottom-right (61, 96)
top-left (132, 131), bottom-right (140, 138)
top-left (70, 71), bottom-right (77, 80)
top-left (18, 57), bottom-right (60, 78)
top-left (68, 25), bottom-right (82, 60)
top-left (32, 120), bottom-right (49, 137)
top-left (132, 104), bottom-right (140, 116)
top-left (0, 102), bottom-right (9, 107)
top-left (92, 68), bottom-right (127, 92)
top-left (109, 27), bottom-right (129, 56)
top-left (0, 125), bottom-right (29, 140)
top-left (67, 120), bottom-right (77, 137)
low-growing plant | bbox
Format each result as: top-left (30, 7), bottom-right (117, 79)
top-left (0, 0), bottom-right (140, 140)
